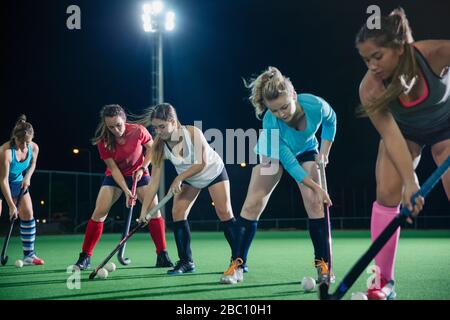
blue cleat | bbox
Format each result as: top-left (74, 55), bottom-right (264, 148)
top-left (167, 260), bottom-right (196, 275)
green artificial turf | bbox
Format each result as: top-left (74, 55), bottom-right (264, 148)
top-left (0, 230), bottom-right (449, 300)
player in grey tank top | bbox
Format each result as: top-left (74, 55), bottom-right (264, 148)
top-left (356, 8), bottom-right (449, 299)
top-left (139, 103), bottom-right (240, 278)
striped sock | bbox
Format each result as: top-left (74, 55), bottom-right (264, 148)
top-left (20, 218), bottom-right (36, 257)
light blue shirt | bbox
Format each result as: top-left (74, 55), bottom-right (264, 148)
top-left (9, 144), bottom-right (32, 183)
top-left (254, 93), bottom-right (337, 183)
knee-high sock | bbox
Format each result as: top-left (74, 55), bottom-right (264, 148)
top-left (236, 216), bottom-right (258, 264)
top-left (308, 218), bottom-right (329, 263)
top-left (173, 220), bottom-right (192, 262)
top-left (82, 219), bottom-right (104, 257)
top-left (148, 217), bottom-right (167, 255)
top-left (221, 218), bottom-right (237, 259)
top-left (371, 201), bottom-right (400, 281)
top-left (20, 218), bottom-right (36, 257)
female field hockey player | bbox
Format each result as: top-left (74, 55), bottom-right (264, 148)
top-left (73, 104), bottom-right (173, 270)
top-left (138, 103), bottom-right (239, 275)
top-left (356, 8), bottom-right (449, 299)
top-left (0, 115), bottom-right (44, 265)
top-left (221, 66), bottom-right (336, 284)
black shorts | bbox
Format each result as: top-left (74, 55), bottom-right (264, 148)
top-left (295, 150), bottom-right (319, 164)
top-left (101, 175), bottom-right (151, 189)
top-left (398, 116), bottom-right (450, 147)
top-left (0, 181), bottom-right (29, 200)
top-left (183, 167), bottom-right (229, 189)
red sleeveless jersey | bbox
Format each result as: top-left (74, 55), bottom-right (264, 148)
top-left (97, 123), bottom-right (152, 177)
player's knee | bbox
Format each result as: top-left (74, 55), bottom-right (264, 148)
top-left (241, 201), bottom-right (262, 220)
top-left (151, 212), bottom-right (162, 219)
top-left (376, 185), bottom-right (402, 206)
top-left (215, 206), bottom-right (233, 220)
top-left (303, 196), bottom-right (323, 217)
top-left (92, 208), bottom-right (108, 222)
top-left (20, 212), bottom-right (34, 221)
top-left (172, 207), bottom-right (187, 220)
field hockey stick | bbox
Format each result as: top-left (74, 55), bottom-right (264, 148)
top-left (1, 188), bottom-right (25, 266)
top-left (89, 191), bottom-right (174, 279)
top-left (317, 156), bottom-right (333, 280)
top-left (319, 155), bottom-right (450, 300)
top-left (117, 178), bottom-right (138, 265)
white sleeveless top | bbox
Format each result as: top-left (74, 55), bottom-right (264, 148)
top-left (163, 126), bottom-right (224, 189)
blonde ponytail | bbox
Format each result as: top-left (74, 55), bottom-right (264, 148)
top-left (244, 66), bottom-right (294, 119)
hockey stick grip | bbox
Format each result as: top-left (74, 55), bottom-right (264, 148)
top-left (400, 155), bottom-right (450, 217)
top-left (144, 191), bottom-right (174, 221)
top-left (128, 178), bottom-right (138, 207)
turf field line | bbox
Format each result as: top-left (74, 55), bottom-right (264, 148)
top-left (32, 280), bottom-right (300, 300)
top-left (95, 281), bottom-right (301, 300)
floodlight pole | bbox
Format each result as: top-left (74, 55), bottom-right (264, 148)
top-left (151, 31), bottom-right (166, 217)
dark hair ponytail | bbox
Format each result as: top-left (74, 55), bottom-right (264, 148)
top-left (10, 115), bottom-right (34, 148)
top-left (356, 7), bottom-right (417, 116)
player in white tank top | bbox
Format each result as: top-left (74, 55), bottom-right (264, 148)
top-left (139, 103), bottom-right (240, 277)
top-left (163, 126), bottom-right (224, 189)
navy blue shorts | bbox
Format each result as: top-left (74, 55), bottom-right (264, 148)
top-left (296, 150), bottom-right (318, 164)
top-left (0, 180), bottom-right (29, 200)
top-left (183, 167), bottom-right (229, 189)
top-left (101, 175), bottom-right (151, 189)
top-left (398, 116), bottom-right (450, 147)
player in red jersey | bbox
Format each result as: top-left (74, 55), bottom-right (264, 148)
top-left (73, 105), bottom-right (173, 270)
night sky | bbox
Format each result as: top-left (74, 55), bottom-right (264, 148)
top-left (1, 0), bottom-right (449, 218)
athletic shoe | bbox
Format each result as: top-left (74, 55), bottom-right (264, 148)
top-left (229, 257), bottom-right (248, 273)
top-left (315, 258), bottom-right (330, 283)
top-left (329, 271), bottom-right (336, 283)
top-left (367, 278), bottom-right (396, 300)
top-left (220, 258), bottom-right (244, 284)
top-left (155, 250), bottom-right (174, 268)
top-left (74, 252), bottom-right (91, 270)
top-left (23, 254), bottom-right (45, 266)
top-left (167, 260), bottom-right (196, 275)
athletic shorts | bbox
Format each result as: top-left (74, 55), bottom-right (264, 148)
top-left (296, 149), bottom-right (319, 164)
top-left (101, 175), bottom-right (151, 189)
top-left (183, 167), bottom-right (229, 189)
top-left (398, 115), bottom-right (450, 147)
top-left (0, 180), bottom-right (29, 200)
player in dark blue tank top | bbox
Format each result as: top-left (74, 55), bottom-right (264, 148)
top-left (356, 8), bottom-right (449, 299)
top-left (0, 115), bottom-right (44, 265)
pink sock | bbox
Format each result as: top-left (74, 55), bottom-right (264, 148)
top-left (371, 201), bottom-right (401, 281)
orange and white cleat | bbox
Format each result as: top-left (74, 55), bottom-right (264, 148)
top-left (220, 258), bottom-right (244, 284)
top-left (315, 258), bottom-right (330, 283)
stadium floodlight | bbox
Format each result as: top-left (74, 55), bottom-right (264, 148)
top-left (142, 1), bottom-right (175, 33)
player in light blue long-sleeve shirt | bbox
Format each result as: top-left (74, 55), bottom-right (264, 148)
top-left (255, 92), bottom-right (336, 183)
top-left (221, 66), bottom-right (337, 285)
